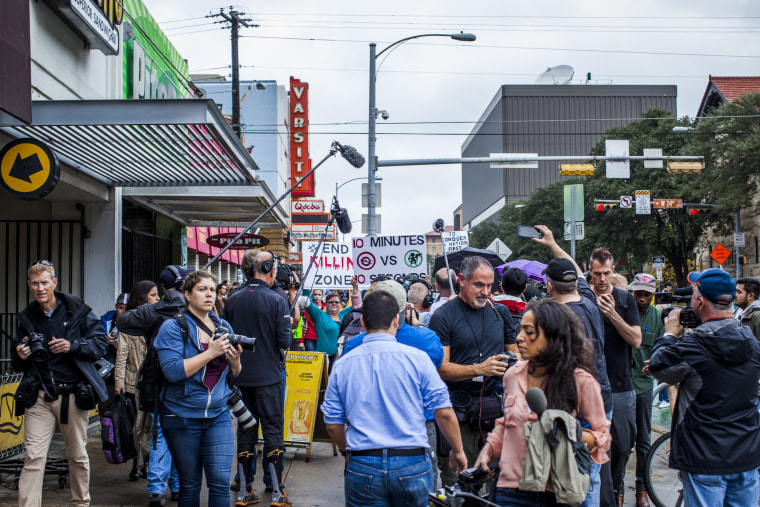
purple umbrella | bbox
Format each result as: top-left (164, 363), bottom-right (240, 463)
top-left (496, 259), bottom-right (548, 282)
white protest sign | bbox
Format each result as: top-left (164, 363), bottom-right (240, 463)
top-left (352, 235), bottom-right (427, 286)
top-left (441, 231), bottom-right (469, 254)
top-left (302, 241), bottom-right (354, 289)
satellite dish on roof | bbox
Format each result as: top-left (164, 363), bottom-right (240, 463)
top-left (535, 65), bottom-right (575, 85)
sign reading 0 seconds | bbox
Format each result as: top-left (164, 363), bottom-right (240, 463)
top-left (0, 139), bottom-right (60, 200)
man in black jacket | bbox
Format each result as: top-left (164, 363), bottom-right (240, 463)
top-left (116, 264), bottom-right (192, 506)
top-left (13, 261), bottom-right (108, 507)
top-left (225, 250), bottom-right (293, 506)
top-left (649, 269), bottom-right (760, 505)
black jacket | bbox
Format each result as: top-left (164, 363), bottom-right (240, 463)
top-left (224, 278), bottom-right (292, 387)
top-left (12, 292), bottom-right (109, 410)
top-left (116, 289), bottom-right (186, 344)
top-left (649, 317), bottom-right (760, 474)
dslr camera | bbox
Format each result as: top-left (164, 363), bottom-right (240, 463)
top-left (213, 326), bottom-right (256, 352)
top-left (21, 332), bottom-right (49, 360)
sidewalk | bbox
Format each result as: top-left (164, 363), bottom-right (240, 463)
top-left (0, 432), bottom-right (345, 506)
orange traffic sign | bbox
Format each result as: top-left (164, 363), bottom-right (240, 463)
top-left (710, 243), bottom-right (731, 265)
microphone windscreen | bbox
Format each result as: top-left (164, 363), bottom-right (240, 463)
top-left (339, 144), bottom-right (366, 168)
top-left (335, 208), bottom-right (352, 234)
top-left (525, 387), bottom-right (547, 416)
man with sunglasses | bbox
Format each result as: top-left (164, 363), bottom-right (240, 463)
top-left (12, 260), bottom-right (108, 507)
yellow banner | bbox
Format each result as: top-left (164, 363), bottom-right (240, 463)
top-left (283, 352), bottom-right (324, 444)
top-left (0, 381), bottom-right (25, 453)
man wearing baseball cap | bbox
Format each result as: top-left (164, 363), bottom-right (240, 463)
top-left (629, 273), bottom-right (664, 507)
top-left (649, 269), bottom-right (760, 505)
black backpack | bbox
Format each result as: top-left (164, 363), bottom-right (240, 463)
top-left (135, 313), bottom-right (190, 448)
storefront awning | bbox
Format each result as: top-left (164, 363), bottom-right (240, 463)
top-left (0, 99), bottom-right (287, 227)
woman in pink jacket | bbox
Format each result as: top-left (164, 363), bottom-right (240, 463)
top-left (475, 298), bottom-right (611, 506)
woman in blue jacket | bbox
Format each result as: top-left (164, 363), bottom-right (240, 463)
top-left (154, 270), bottom-right (242, 507)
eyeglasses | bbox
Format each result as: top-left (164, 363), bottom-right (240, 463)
top-left (29, 260), bottom-right (54, 269)
top-left (326, 300), bottom-right (341, 305)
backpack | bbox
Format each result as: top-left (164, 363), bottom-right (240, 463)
top-left (135, 312), bottom-right (190, 448)
top-left (335, 309), bottom-right (363, 359)
top-left (100, 393), bottom-right (137, 464)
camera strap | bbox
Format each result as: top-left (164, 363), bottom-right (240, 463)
top-left (182, 311), bottom-right (214, 350)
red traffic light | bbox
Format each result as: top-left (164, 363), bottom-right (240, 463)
top-left (690, 208), bottom-right (698, 216)
top-left (597, 204), bottom-right (604, 211)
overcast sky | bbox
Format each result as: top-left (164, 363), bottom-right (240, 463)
top-left (144, 0), bottom-right (760, 237)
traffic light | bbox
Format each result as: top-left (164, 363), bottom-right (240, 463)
top-left (687, 207), bottom-right (711, 216)
top-left (667, 161), bottom-right (703, 174)
top-left (596, 202), bottom-right (619, 211)
top-left (560, 164), bottom-right (595, 176)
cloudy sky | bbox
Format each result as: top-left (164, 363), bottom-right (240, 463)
top-left (143, 0), bottom-right (760, 236)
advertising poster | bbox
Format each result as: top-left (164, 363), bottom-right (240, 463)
top-left (352, 235), bottom-right (427, 286)
top-left (283, 352), bottom-right (325, 445)
top-left (302, 241), bottom-right (354, 289)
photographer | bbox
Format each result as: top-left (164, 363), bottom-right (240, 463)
top-left (224, 250), bottom-right (293, 506)
top-left (12, 260), bottom-right (108, 507)
top-left (154, 270), bottom-right (242, 506)
top-left (649, 269), bottom-right (760, 505)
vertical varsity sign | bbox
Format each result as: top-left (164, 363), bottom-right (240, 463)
top-left (290, 77), bottom-right (315, 197)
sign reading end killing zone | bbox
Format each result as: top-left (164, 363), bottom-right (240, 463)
top-left (302, 241), bottom-right (353, 289)
top-left (352, 235), bottom-right (427, 286)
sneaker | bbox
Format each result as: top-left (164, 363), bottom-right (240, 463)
top-left (270, 490), bottom-right (292, 507)
top-left (148, 493), bottom-right (166, 507)
top-left (170, 491), bottom-right (179, 502)
top-left (657, 400), bottom-right (670, 409)
top-left (236, 487), bottom-right (262, 506)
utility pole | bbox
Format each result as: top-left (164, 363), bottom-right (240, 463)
top-left (212, 8), bottom-right (257, 139)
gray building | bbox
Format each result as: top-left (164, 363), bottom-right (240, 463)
top-left (460, 84), bottom-right (677, 229)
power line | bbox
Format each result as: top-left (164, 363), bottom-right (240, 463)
top-left (238, 34), bottom-right (760, 59)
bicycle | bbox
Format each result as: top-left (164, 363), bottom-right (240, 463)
top-left (644, 431), bottom-right (683, 507)
top-left (429, 461), bottom-right (501, 507)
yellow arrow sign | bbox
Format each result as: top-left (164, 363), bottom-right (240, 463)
top-left (0, 139), bottom-right (59, 200)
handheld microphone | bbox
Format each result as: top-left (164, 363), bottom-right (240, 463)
top-left (525, 387), bottom-right (547, 418)
top-left (433, 218), bottom-right (445, 233)
top-left (333, 141), bottom-right (366, 168)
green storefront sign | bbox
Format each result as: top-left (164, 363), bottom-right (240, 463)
top-left (122, 0), bottom-right (190, 99)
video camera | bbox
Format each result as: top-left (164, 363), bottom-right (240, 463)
top-left (655, 287), bottom-right (702, 329)
top-left (275, 261), bottom-right (299, 291)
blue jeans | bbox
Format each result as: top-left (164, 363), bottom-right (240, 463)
top-left (303, 339), bottom-right (317, 352)
top-left (579, 408), bottom-right (611, 507)
top-left (682, 470), bottom-right (759, 507)
top-left (493, 487), bottom-right (570, 506)
top-left (161, 410), bottom-right (234, 507)
top-left (345, 453), bottom-right (432, 507)
top-left (148, 413), bottom-right (179, 495)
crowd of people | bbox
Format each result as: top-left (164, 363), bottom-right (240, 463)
top-left (9, 223), bottom-right (760, 507)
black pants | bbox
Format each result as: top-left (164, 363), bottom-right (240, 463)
top-left (609, 390), bottom-right (637, 497)
top-left (238, 382), bottom-right (285, 485)
top-left (634, 389), bottom-right (653, 491)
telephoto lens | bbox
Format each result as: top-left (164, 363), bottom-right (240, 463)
top-left (213, 326), bottom-right (256, 352)
top-left (228, 385), bottom-right (256, 429)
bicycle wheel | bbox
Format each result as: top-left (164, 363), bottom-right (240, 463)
top-left (644, 432), bottom-right (683, 507)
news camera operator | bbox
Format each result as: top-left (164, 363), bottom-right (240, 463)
top-left (12, 260), bottom-right (108, 507)
top-left (224, 250), bottom-right (294, 506)
top-left (154, 270), bottom-right (242, 507)
top-left (648, 269), bottom-right (760, 505)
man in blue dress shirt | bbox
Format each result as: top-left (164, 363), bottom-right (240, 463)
top-left (322, 290), bottom-right (467, 507)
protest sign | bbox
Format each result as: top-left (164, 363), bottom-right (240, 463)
top-left (302, 241), bottom-right (354, 289)
top-left (441, 231), bottom-right (469, 254)
top-left (352, 235), bottom-right (427, 286)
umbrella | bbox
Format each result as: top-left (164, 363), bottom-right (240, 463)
top-left (433, 247), bottom-right (505, 275)
top-left (496, 259), bottom-right (548, 282)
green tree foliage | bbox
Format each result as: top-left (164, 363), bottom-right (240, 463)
top-left (687, 93), bottom-right (760, 236)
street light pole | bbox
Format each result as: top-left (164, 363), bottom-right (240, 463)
top-left (367, 32), bottom-right (476, 237)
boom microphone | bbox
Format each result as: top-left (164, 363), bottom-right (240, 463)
top-left (331, 197), bottom-right (353, 234)
top-left (525, 387), bottom-right (547, 417)
top-left (333, 141), bottom-right (366, 168)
